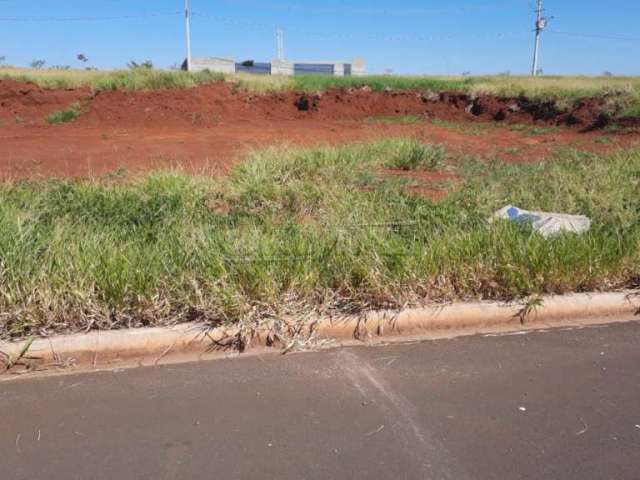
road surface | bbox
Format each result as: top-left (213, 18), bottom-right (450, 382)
top-left (2, 321), bottom-right (640, 480)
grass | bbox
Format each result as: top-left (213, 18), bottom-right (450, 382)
top-left (367, 115), bottom-right (423, 125)
top-left (382, 141), bottom-right (446, 170)
top-left (621, 104), bottom-right (640, 118)
top-left (431, 118), bottom-right (495, 136)
top-left (468, 75), bottom-right (640, 100)
top-left (46, 103), bottom-right (80, 124)
top-left (1, 67), bottom-right (225, 91)
top-left (509, 124), bottom-right (559, 136)
top-left (0, 139), bottom-right (639, 340)
top-left (291, 74), bottom-right (472, 92)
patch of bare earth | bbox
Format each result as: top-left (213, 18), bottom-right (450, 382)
top-left (1, 79), bottom-right (638, 179)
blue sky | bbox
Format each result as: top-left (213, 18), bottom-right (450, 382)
top-left (1, 0), bottom-right (638, 75)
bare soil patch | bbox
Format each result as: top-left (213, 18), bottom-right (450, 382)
top-left (1, 79), bottom-right (638, 179)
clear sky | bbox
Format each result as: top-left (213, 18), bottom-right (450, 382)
top-left (1, 0), bottom-right (639, 75)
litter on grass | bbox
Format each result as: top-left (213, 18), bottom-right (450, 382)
top-left (491, 205), bottom-right (591, 238)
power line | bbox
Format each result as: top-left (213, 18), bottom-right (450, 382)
top-left (207, 0), bottom-right (516, 17)
top-left (547, 29), bottom-right (640, 42)
top-left (0, 12), bottom-right (182, 22)
top-left (190, 12), bottom-right (526, 43)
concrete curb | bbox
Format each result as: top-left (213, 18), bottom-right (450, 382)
top-left (1, 291), bottom-right (638, 374)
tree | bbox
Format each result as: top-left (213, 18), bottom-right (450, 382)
top-left (77, 53), bottom-right (89, 64)
top-left (30, 59), bottom-right (46, 69)
top-left (241, 60), bottom-right (255, 67)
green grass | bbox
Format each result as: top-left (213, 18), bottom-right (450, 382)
top-left (0, 140), bottom-right (639, 340)
top-left (46, 104), bottom-right (80, 124)
top-left (382, 141), bottom-right (446, 170)
top-left (509, 124), bottom-right (559, 136)
top-left (367, 115), bottom-right (423, 125)
top-left (291, 74), bottom-right (472, 92)
top-left (468, 74), bottom-right (640, 99)
top-left (1, 67), bottom-right (225, 91)
top-left (431, 118), bottom-right (495, 136)
top-left (621, 104), bottom-right (640, 118)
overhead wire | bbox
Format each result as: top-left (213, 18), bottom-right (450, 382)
top-left (546, 29), bottom-right (640, 43)
top-left (0, 11), bottom-right (182, 22)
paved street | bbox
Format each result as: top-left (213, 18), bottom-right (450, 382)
top-left (2, 321), bottom-right (640, 480)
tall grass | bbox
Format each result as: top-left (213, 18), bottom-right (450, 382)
top-left (291, 74), bottom-right (472, 92)
top-left (0, 67), bottom-right (225, 91)
top-left (3, 67), bottom-right (639, 106)
top-left (468, 74), bottom-right (640, 100)
top-left (0, 140), bottom-right (638, 339)
top-left (46, 102), bottom-right (81, 124)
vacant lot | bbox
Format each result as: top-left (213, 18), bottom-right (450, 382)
top-left (2, 73), bottom-right (640, 178)
top-left (1, 139), bottom-right (639, 340)
top-left (1, 71), bottom-right (639, 341)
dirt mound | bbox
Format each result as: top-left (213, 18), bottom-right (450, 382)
top-left (1, 79), bottom-right (638, 179)
top-left (80, 83), bottom-right (298, 127)
top-left (0, 79), bottom-right (88, 123)
top-left (0, 79), bottom-right (622, 130)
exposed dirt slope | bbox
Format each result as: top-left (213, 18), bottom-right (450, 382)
top-left (1, 79), bottom-right (639, 179)
top-left (2, 79), bottom-right (636, 129)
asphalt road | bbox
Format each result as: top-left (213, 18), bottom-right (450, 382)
top-left (2, 322), bottom-right (640, 480)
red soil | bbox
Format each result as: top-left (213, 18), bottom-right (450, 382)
top-left (1, 80), bottom-right (638, 179)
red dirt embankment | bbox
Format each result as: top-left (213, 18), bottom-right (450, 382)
top-left (2, 79), bottom-right (632, 128)
top-left (1, 79), bottom-right (639, 178)
top-left (0, 79), bottom-right (89, 122)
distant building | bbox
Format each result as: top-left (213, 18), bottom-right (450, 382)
top-left (182, 57), bottom-right (236, 73)
top-left (183, 57), bottom-right (366, 76)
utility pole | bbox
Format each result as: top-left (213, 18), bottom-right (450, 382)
top-left (531, 0), bottom-right (549, 76)
top-left (184, 0), bottom-right (192, 71)
top-left (276, 27), bottom-right (284, 61)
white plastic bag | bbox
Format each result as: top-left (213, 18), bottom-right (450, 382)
top-left (491, 205), bottom-right (591, 238)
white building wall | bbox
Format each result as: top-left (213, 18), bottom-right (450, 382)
top-left (270, 59), bottom-right (295, 76)
top-left (189, 57), bottom-right (236, 74)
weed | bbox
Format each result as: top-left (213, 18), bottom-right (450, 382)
top-left (621, 104), bottom-right (640, 118)
top-left (501, 147), bottom-right (522, 156)
top-left (2, 337), bottom-right (34, 371)
top-left (367, 115), bottom-right (423, 125)
top-left (431, 119), bottom-right (493, 136)
top-left (0, 67), bottom-right (225, 91)
top-left (46, 107), bottom-right (78, 124)
top-left (0, 141), bottom-right (638, 340)
top-left (383, 140), bottom-right (446, 170)
top-left (509, 124), bottom-right (558, 136)
top-left (291, 74), bottom-right (472, 92)
top-left (514, 296), bottom-right (544, 325)
top-left (594, 136), bottom-right (613, 145)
